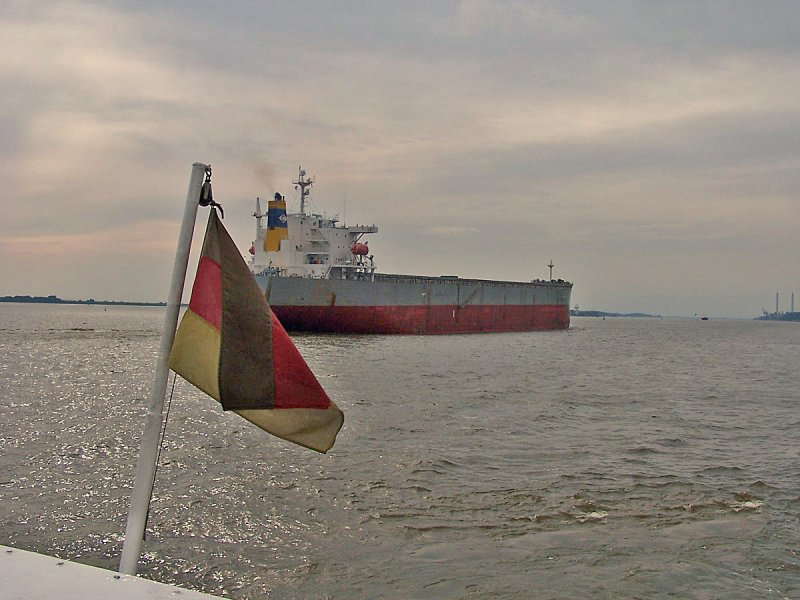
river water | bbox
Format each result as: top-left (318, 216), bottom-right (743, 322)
top-left (0, 303), bottom-right (798, 599)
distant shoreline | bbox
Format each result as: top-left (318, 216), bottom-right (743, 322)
top-left (570, 310), bottom-right (662, 318)
top-left (0, 295), bottom-right (166, 307)
top-left (3, 298), bottom-right (775, 320)
top-left (6, 296), bottom-right (654, 315)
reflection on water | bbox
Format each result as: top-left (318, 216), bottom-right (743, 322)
top-left (1, 304), bottom-right (798, 598)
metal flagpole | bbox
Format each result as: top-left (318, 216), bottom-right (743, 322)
top-left (119, 162), bottom-right (209, 575)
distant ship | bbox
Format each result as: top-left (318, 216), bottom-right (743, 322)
top-left (248, 167), bottom-right (572, 334)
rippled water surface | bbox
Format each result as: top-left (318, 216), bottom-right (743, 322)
top-left (1, 304), bottom-right (798, 598)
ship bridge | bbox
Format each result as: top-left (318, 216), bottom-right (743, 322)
top-left (249, 166), bottom-right (378, 280)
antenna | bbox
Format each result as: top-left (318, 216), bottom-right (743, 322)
top-left (294, 165), bottom-right (314, 215)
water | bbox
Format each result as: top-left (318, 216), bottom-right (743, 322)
top-left (1, 304), bottom-right (798, 599)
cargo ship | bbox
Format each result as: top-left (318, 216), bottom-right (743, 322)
top-left (248, 167), bottom-right (572, 334)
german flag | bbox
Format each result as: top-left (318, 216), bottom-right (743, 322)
top-left (169, 210), bottom-right (343, 453)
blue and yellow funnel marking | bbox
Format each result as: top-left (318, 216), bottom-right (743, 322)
top-left (265, 193), bottom-right (288, 252)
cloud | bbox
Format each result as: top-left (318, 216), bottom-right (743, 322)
top-left (1, 1), bottom-right (798, 315)
top-left (0, 220), bottom-right (178, 257)
top-left (427, 225), bottom-right (480, 236)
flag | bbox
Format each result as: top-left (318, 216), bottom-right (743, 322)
top-left (169, 210), bottom-right (343, 453)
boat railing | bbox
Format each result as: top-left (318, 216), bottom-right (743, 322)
top-left (374, 273), bottom-right (573, 288)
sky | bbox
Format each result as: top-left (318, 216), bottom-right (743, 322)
top-left (1, 1), bottom-right (798, 318)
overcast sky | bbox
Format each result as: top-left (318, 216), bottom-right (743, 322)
top-left (2, 1), bottom-right (798, 317)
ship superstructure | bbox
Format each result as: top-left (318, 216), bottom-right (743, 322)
top-left (249, 166), bottom-right (572, 334)
top-left (250, 167), bottom-right (378, 281)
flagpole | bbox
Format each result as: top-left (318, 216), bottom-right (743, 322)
top-left (119, 162), bottom-right (209, 575)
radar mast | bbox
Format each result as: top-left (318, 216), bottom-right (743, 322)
top-left (294, 166), bottom-right (314, 214)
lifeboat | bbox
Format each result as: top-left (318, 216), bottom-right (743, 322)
top-left (350, 242), bottom-right (369, 256)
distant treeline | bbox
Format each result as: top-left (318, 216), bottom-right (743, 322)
top-left (570, 310), bottom-right (662, 318)
top-left (0, 295), bottom-right (166, 307)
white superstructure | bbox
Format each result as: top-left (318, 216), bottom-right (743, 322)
top-left (249, 167), bottom-right (378, 281)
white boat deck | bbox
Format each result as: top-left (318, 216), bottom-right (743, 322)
top-left (1, 545), bottom-right (223, 599)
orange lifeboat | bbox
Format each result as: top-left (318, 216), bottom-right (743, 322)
top-left (350, 242), bottom-right (369, 256)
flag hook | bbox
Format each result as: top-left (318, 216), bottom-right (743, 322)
top-left (199, 165), bottom-right (224, 218)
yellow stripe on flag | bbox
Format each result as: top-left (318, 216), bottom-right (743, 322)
top-left (169, 309), bottom-right (221, 401)
top-left (236, 407), bottom-right (344, 453)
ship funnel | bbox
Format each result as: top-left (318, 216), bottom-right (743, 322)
top-left (265, 192), bottom-right (288, 252)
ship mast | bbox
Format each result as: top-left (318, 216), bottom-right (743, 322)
top-left (294, 166), bottom-right (314, 214)
top-left (253, 197), bottom-right (264, 239)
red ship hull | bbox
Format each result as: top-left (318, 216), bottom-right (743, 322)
top-left (270, 304), bottom-right (570, 334)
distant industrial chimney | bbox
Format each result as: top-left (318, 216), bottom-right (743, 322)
top-left (792, 292), bottom-right (795, 313)
top-left (776, 292), bottom-right (779, 315)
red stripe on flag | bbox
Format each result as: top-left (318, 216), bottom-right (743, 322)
top-left (271, 313), bottom-right (332, 409)
top-left (188, 255), bottom-right (222, 330)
